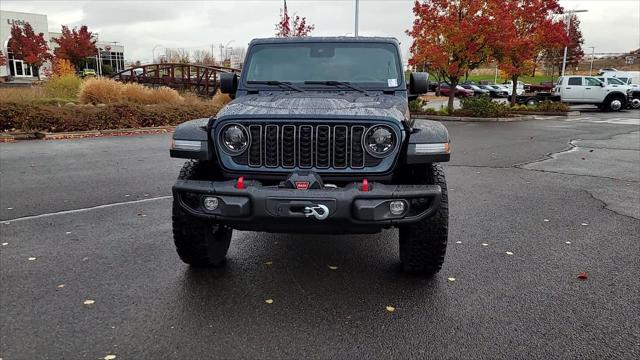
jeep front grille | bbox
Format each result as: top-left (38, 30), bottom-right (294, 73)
top-left (229, 123), bottom-right (385, 170)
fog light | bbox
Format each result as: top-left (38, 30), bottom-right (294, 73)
top-left (389, 200), bottom-right (407, 215)
top-left (203, 196), bottom-right (219, 211)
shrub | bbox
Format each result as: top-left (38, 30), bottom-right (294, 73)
top-left (536, 100), bottom-right (569, 112)
top-left (150, 87), bottom-right (184, 105)
top-left (0, 87), bottom-right (46, 103)
top-left (460, 95), bottom-right (510, 117)
top-left (409, 98), bottom-right (426, 112)
top-left (121, 83), bottom-right (154, 104)
top-left (437, 105), bottom-right (449, 116)
top-left (79, 77), bottom-right (123, 104)
top-left (52, 58), bottom-right (75, 77)
top-left (44, 74), bottom-right (82, 99)
top-left (510, 104), bottom-right (529, 111)
top-left (211, 90), bottom-right (232, 107)
top-left (0, 102), bottom-right (225, 133)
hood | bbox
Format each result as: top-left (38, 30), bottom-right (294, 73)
top-left (216, 93), bottom-right (408, 122)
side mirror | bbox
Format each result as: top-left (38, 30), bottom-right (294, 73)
top-left (409, 72), bottom-right (430, 95)
top-left (600, 82), bottom-right (606, 87)
top-left (220, 73), bottom-right (238, 94)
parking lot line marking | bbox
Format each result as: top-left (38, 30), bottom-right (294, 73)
top-left (1, 196), bottom-right (172, 223)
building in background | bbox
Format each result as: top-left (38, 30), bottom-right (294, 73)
top-left (1, 10), bottom-right (51, 80)
top-left (0, 10), bottom-right (124, 81)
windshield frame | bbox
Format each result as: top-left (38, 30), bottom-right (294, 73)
top-left (239, 40), bottom-right (405, 92)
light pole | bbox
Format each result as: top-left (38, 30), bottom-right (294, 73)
top-left (224, 40), bottom-right (235, 65)
top-left (588, 46), bottom-right (595, 75)
top-left (354, 0), bottom-right (359, 37)
top-left (152, 44), bottom-right (163, 64)
top-left (560, 9), bottom-right (588, 77)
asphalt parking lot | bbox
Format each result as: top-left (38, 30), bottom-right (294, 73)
top-left (1, 110), bottom-right (639, 359)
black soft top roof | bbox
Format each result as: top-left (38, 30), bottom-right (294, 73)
top-left (248, 36), bottom-right (400, 46)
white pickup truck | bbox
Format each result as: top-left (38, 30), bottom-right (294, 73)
top-left (553, 76), bottom-right (630, 111)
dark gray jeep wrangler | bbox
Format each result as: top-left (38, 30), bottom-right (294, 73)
top-left (170, 37), bottom-right (451, 275)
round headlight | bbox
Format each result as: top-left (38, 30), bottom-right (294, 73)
top-left (220, 124), bottom-right (249, 154)
top-left (364, 125), bottom-right (396, 157)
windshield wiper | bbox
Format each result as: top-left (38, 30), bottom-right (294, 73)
top-left (247, 80), bottom-right (305, 92)
top-left (304, 80), bottom-right (369, 94)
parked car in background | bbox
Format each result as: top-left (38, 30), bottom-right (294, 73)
top-left (553, 76), bottom-right (630, 111)
top-left (504, 80), bottom-right (525, 95)
top-left (598, 68), bottom-right (620, 75)
top-left (436, 83), bottom-right (474, 97)
top-left (460, 84), bottom-right (490, 96)
top-left (78, 69), bottom-right (96, 78)
top-left (478, 84), bottom-right (508, 98)
top-left (489, 85), bottom-right (511, 97)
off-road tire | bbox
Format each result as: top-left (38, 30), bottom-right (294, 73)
top-left (172, 161), bottom-right (232, 267)
top-left (399, 164), bottom-right (449, 275)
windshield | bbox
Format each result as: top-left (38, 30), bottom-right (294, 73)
top-left (244, 42), bottom-right (402, 88)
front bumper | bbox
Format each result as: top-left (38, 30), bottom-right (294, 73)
top-left (173, 179), bottom-right (442, 233)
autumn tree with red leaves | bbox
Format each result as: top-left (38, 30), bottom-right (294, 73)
top-left (492, 0), bottom-right (568, 104)
top-left (8, 23), bottom-right (51, 79)
top-left (275, 0), bottom-right (315, 37)
top-left (52, 25), bottom-right (98, 70)
top-left (407, 0), bottom-right (502, 112)
top-left (541, 14), bottom-right (584, 76)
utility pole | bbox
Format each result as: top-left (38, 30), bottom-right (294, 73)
top-left (588, 46), bottom-right (595, 75)
top-left (560, 9), bottom-right (588, 77)
top-left (354, 0), bottom-right (359, 37)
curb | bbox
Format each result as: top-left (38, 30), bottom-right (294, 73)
top-left (411, 114), bottom-right (533, 122)
top-left (411, 111), bottom-right (578, 122)
top-left (1, 126), bottom-right (175, 142)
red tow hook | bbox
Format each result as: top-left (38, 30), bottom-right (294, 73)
top-left (236, 176), bottom-right (246, 189)
top-left (361, 178), bottom-right (369, 192)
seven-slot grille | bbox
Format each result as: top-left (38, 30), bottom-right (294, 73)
top-left (232, 123), bottom-right (384, 169)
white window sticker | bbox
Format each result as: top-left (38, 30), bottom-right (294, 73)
top-left (388, 78), bottom-right (398, 87)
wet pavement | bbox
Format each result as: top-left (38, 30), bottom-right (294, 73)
top-left (1, 110), bottom-right (639, 359)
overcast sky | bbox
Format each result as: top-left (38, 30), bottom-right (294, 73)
top-left (2, 0), bottom-right (639, 63)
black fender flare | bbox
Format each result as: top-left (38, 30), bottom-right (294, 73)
top-left (170, 118), bottom-right (214, 160)
top-left (404, 120), bottom-right (451, 164)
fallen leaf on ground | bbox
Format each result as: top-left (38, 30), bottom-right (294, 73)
top-left (543, 219), bottom-right (550, 222)
top-left (264, 261), bottom-right (273, 265)
top-left (577, 272), bottom-right (588, 280)
top-left (386, 305), bottom-right (395, 312)
top-left (104, 355), bottom-right (116, 360)
top-left (124, 194), bottom-right (130, 197)
top-left (265, 299), bottom-right (274, 304)
top-left (7, 207), bottom-right (13, 210)
top-left (83, 299), bottom-right (95, 305)
top-left (506, 251), bottom-right (514, 256)
top-left (455, 241), bottom-right (462, 244)
top-left (581, 223), bottom-right (588, 226)
top-left (1, 242), bottom-right (7, 246)
top-left (65, 231), bottom-right (71, 235)
top-left (448, 277), bottom-right (456, 282)
top-left (328, 265), bottom-right (338, 270)
top-left (28, 257), bottom-right (37, 261)
top-left (481, 243), bottom-right (489, 246)
top-left (56, 284), bottom-right (65, 288)
top-left (566, 241), bottom-right (571, 244)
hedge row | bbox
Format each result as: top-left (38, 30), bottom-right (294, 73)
top-left (0, 102), bottom-right (222, 133)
